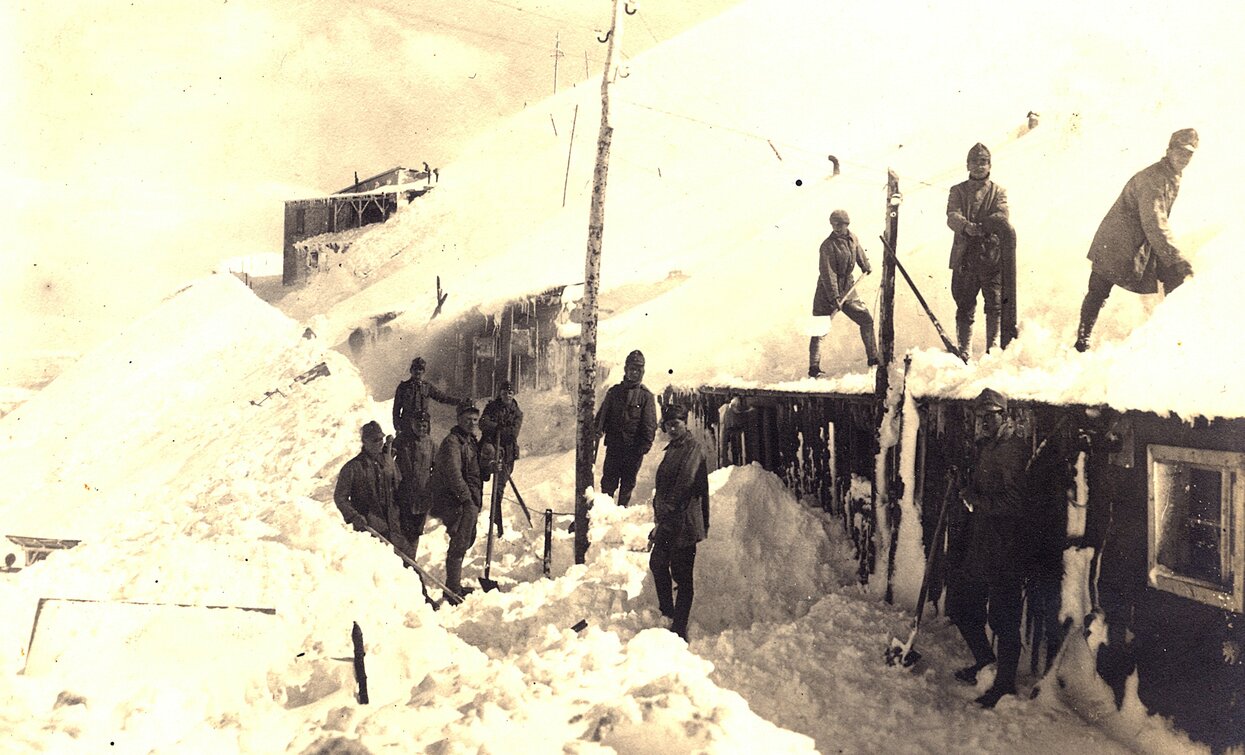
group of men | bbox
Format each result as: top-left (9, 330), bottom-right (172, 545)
top-left (334, 349), bottom-right (710, 639)
top-left (810, 128), bottom-right (1201, 373)
top-left (334, 356), bottom-right (524, 602)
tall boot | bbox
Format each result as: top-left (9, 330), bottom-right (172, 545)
top-left (1074, 295), bottom-right (1101, 352)
top-left (445, 556), bottom-right (463, 596)
top-left (861, 323), bottom-right (879, 367)
top-left (956, 320), bottom-right (973, 360)
top-left (985, 311), bottom-right (1000, 353)
top-left (808, 336), bottom-right (824, 378)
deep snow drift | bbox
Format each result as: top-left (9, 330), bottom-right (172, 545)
top-left (2, 276), bottom-right (1183, 754)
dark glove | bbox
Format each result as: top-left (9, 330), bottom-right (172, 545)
top-left (366, 514), bottom-right (387, 534)
top-left (349, 513), bottom-right (366, 531)
top-left (964, 222), bottom-right (983, 237)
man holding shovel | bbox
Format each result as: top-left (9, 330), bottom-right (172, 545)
top-left (809, 209), bottom-right (877, 378)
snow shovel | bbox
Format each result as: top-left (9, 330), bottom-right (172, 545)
top-left (885, 470), bottom-right (956, 668)
top-left (361, 524), bottom-right (462, 606)
top-left (479, 454), bottom-right (504, 593)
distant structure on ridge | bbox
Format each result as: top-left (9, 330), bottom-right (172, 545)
top-left (282, 166), bottom-right (435, 285)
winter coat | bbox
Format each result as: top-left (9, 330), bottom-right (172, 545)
top-left (946, 178), bottom-right (1009, 270)
top-left (812, 230), bottom-right (872, 315)
top-left (1087, 158), bottom-right (1188, 294)
top-left (652, 433), bottom-right (710, 550)
top-left (392, 377), bottom-right (459, 433)
top-left (394, 433), bottom-right (435, 515)
top-left (960, 422), bottom-right (1033, 585)
top-left (480, 396), bottom-right (524, 459)
top-left (427, 425), bottom-right (486, 522)
top-left (334, 450), bottom-right (400, 535)
top-left (595, 380), bottom-right (657, 454)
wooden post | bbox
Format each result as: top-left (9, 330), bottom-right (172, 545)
top-left (873, 170), bottom-right (900, 595)
top-left (574, 0), bottom-right (626, 565)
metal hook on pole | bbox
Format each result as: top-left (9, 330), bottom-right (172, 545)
top-left (625, 1), bottom-right (638, 15)
top-left (597, 29), bottom-right (612, 43)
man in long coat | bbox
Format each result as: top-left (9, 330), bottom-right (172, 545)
top-left (947, 388), bottom-right (1034, 709)
top-left (1074, 128), bottom-right (1198, 351)
top-left (809, 209), bottom-right (877, 377)
top-left (594, 350), bottom-right (658, 507)
top-left (649, 403), bottom-right (710, 642)
top-left (427, 403), bottom-right (490, 601)
top-left (947, 143), bottom-right (1010, 356)
top-left (394, 411), bottom-right (435, 558)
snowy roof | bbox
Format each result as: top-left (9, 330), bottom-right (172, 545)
top-left (276, 0), bottom-right (1245, 422)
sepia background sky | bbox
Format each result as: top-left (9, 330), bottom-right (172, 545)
top-left (0, 0), bottom-right (739, 370)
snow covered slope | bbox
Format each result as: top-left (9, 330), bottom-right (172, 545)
top-left (278, 0), bottom-right (1245, 419)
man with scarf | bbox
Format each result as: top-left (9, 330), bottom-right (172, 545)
top-left (947, 143), bottom-right (1010, 357)
top-left (947, 388), bottom-right (1034, 708)
top-left (1074, 128), bottom-right (1198, 352)
top-left (649, 403), bottom-right (709, 642)
top-left (809, 208), bottom-right (877, 377)
top-left (594, 349), bottom-right (658, 507)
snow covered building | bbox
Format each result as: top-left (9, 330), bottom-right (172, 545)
top-left (282, 167), bottom-right (434, 285)
top-left (688, 345), bottom-right (1245, 749)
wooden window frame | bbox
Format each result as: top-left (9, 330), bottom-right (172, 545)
top-left (1147, 444), bottom-right (1245, 612)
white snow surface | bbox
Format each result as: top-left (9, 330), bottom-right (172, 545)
top-left (0, 277), bottom-right (1177, 753)
top-left (4, 0), bottom-right (1242, 751)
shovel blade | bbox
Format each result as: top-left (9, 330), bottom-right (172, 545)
top-left (479, 577), bottom-right (500, 593)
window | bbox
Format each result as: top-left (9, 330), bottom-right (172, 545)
top-left (1148, 445), bottom-right (1245, 611)
top-left (295, 208), bottom-right (306, 235)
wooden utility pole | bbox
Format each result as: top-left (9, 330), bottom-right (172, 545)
top-left (875, 170), bottom-right (899, 400)
top-left (874, 170), bottom-right (900, 597)
top-left (574, 0), bottom-right (626, 564)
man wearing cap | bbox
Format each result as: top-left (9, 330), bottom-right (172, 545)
top-left (1074, 129), bottom-right (1199, 352)
top-left (481, 380), bottom-right (524, 486)
top-left (393, 356), bottom-right (462, 438)
top-left (947, 143), bottom-right (1010, 357)
top-left (427, 403), bottom-right (491, 601)
top-left (649, 403), bottom-right (710, 642)
top-left (594, 350), bottom-right (658, 507)
top-left (394, 411), bottom-right (435, 557)
top-left (947, 388), bottom-right (1033, 708)
top-left (334, 421), bottom-right (402, 542)
top-left (809, 209), bottom-right (878, 377)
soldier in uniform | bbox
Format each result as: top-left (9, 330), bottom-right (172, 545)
top-left (594, 350), bottom-right (658, 507)
top-left (1074, 129), bottom-right (1198, 351)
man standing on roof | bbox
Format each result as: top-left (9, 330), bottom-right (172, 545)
top-left (948, 388), bottom-right (1034, 708)
top-left (809, 209), bottom-right (878, 378)
top-left (947, 143), bottom-right (1010, 357)
top-left (393, 357), bottom-right (462, 438)
top-left (649, 402), bottom-right (710, 642)
top-left (334, 421), bottom-right (403, 545)
top-left (1074, 129), bottom-right (1199, 352)
top-left (595, 350), bottom-right (658, 507)
top-left (427, 403), bottom-right (492, 602)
